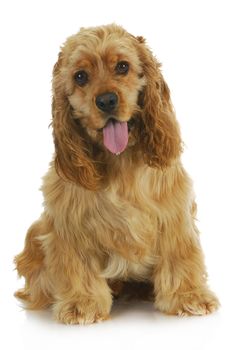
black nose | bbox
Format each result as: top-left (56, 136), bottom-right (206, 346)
top-left (95, 92), bottom-right (118, 113)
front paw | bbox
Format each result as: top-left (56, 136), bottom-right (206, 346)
top-left (53, 294), bottom-right (112, 325)
top-left (155, 288), bottom-right (220, 316)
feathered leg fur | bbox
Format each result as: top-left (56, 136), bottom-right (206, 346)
top-left (15, 215), bottom-right (112, 324)
top-left (153, 209), bottom-right (219, 316)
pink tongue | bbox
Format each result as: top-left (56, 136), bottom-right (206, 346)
top-left (103, 119), bottom-right (128, 154)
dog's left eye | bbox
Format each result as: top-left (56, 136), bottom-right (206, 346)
top-left (74, 70), bottom-right (88, 86)
top-left (115, 61), bottom-right (129, 75)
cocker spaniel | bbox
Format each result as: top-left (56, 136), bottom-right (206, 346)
top-left (15, 24), bottom-right (219, 324)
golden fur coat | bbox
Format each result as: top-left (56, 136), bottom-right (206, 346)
top-left (15, 24), bottom-right (219, 324)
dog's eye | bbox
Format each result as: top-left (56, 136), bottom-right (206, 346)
top-left (115, 61), bottom-right (129, 75)
top-left (74, 70), bottom-right (88, 86)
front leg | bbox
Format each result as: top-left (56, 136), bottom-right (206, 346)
top-left (43, 233), bottom-right (112, 324)
top-left (154, 214), bottom-right (219, 316)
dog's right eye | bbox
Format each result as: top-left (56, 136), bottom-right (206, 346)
top-left (74, 70), bottom-right (88, 86)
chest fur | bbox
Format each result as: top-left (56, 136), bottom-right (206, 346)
top-left (43, 162), bottom-right (186, 280)
top-left (93, 166), bottom-right (164, 281)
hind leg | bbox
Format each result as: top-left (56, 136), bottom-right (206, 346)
top-left (15, 216), bottom-right (112, 324)
top-left (14, 215), bottom-right (53, 309)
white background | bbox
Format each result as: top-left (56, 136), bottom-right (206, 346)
top-left (0, 0), bottom-right (242, 349)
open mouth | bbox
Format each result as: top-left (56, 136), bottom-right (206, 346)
top-left (98, 117), bottom-right (134, 155)
top-left (97, 117), bottom-right (134, 133)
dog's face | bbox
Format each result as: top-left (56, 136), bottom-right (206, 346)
top-left (52, 25), bottom-right (182, 189)
top-left (69, 39), bottom-right (145, 131)
top-left (58, 27), bottom-right (146, 153)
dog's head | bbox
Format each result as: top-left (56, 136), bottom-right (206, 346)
top-left (52, 24), bottom-right (182, 189)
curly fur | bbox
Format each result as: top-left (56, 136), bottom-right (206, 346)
top-left (15, 24), bottom-right (219, 324)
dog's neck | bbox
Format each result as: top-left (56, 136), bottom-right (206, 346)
top-left (94, 145), bottom-right (144, 187)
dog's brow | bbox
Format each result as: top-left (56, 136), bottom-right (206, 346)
top-left (75, 58), bottom-right (94, 70)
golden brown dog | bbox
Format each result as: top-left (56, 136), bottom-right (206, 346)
top-left (15, 24), bottom-right (219, 324)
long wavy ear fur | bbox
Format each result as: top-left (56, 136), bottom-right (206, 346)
top-left (135, 39), bottom-right (183, 167)
top-left (52, 53), bottom-right (101, 190)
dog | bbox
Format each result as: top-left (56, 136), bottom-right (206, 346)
top-left (15, 24), bottom-right (219, 324)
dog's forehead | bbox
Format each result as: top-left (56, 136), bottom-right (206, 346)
top-left (72, 49), bottom-right (133, 69)
top-left (66, 34), bottom-right (138, 69)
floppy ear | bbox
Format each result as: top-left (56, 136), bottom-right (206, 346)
top-left (52, 53), bottom-right (101, 190)
top-left (136, 40), bottom-right (182, 167)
